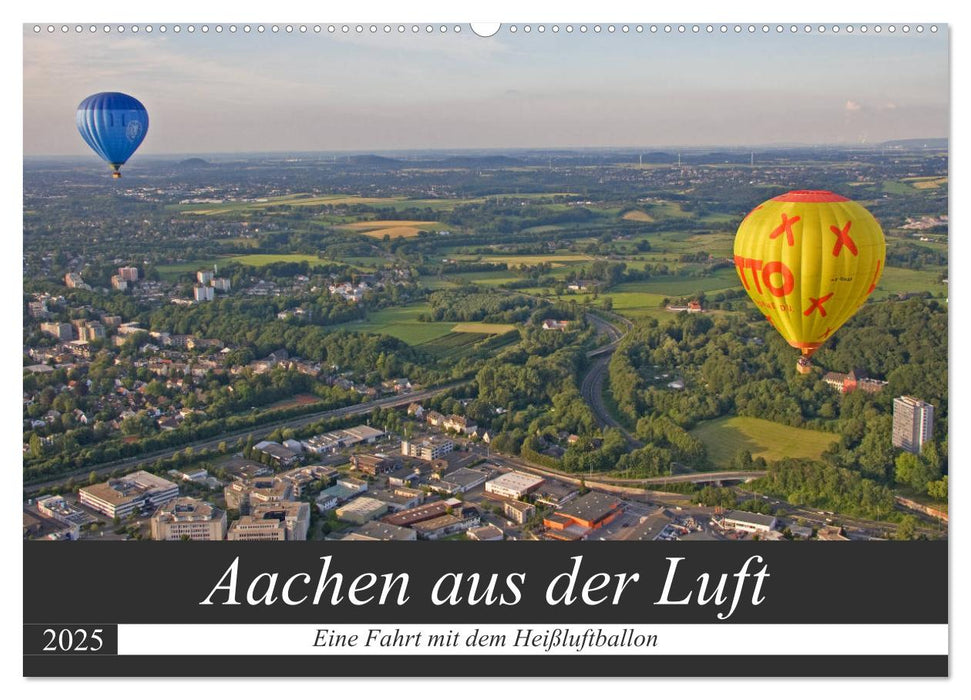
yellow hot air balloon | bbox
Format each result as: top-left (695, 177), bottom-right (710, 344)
top-left (733, 190), bottom-right (885, 373)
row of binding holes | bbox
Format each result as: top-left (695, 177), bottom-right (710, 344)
top-left (33, 24), bottom-right (939, 34)
top-left (511, 24), bottom-right (935, 34)
top-left (32, 24), bottom-right (463, 34)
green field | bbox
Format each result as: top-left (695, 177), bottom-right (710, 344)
top-left (156, 254), bottom-right (348, 281)
top-left (332, 304), bottom-right (455, 345)
top-left (459, 254), bottom-right (594, 267)
top-left (611, 268), bottom-right (741, 296)
top-left (872, 265), bottom-right (948, 300)
top-left (600, 291), bottom-right (671, 319)
top-left (691, 416), bottom-right (839, 469)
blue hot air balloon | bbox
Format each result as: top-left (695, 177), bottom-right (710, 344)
top-left (76, 92), bottom-right (149, 178)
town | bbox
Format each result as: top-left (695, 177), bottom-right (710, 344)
top-left (23, 145), bottom-right (948, 542)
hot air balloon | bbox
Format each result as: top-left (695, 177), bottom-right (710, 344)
top-left (733, 190), bottom-right (885, 374)
top-left (76, 92), bottom-right (149, 178)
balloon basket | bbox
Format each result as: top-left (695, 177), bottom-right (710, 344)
top-left (111, 172), bottom-right (121, 179)
top-left (796, 356), bottom-right (813, 375)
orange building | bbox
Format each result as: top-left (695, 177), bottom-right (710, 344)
top-left (543, 492), bottom-right (625, 540)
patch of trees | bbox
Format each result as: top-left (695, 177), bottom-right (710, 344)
top-left (749, 458), bottom-right (896, 521)
top-left (421, 290), bottom-right (542, 323)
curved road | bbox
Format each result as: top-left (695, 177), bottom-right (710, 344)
top-left (580, 312), bottom-right (641, 446)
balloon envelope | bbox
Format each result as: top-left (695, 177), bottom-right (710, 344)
top-left (76, 92), bottom-right (149, 177)
top-left (733, 190), bottom-right (885, 358)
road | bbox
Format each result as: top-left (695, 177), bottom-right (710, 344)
top-left (23, 381), bottom-right (469, 496)
top-left (579, 312), bottom-right (641, 445)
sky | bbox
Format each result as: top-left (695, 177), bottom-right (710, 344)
top-left (23, 25), bottom-right (949, 155)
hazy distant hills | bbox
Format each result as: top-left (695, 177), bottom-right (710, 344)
top-left (880, 138), bottom-right (948, 149)
top-left (178, 157), bottom-right (212, 168)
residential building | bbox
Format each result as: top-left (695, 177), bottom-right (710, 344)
top-left (425, 411), bottom-right (446, 427)
top-left (193, 284), bottom-right (215, 302)
top-left (227, 501), bottom-right (310, 541)
top-left (196, 269), bottom-right (214, 285)
top-left (111, 275), bottom-right (128, 291)
top-left (212, 277), bottom-right (231, 292)
top-left (64, 272), bottom-right (84, 288)
top-left (503, 500), bottom-right (536, 525)
top-left (542, 319), bottom-right (570, 331)
top-left (401, 436), bottom-right (454, 461)
top-left (893, 396), bottom-right (935, 454)
top-left (28, 300), bottom-right (48, 318)
top-left (442, 414), bottom-right (478, 435)
top-left (79, 471), bottom-right (179, 519)
top-left (40, 322), bottom-right (73, 340)
top-left (79, 322), bottom-right (105, 342)
top-left (486, 471), bottom-right (545, 500)
top-left (118, 266), bottom-right (139, 282)
top-left (150, 497), bottom-right (227, 541)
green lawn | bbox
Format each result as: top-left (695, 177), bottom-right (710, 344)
top-left (332, 304), bottom-right (455, 345)
top-left (691, 416), bottom-right (839, 469)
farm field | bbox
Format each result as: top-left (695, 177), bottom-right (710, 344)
top-left (598, 290), bottom-right (670, 319)
top-left (177, 193), bottom-right (398, 215)
top-left (339, 220), bottom-right (447, 239)
top-left (156, 253), bottom-right (365, 280)
top-left (332, 304), bottom-right (455, 345)
top-left (463, 254), bottom-right (594, 267)
top-left (902, 176), bottom-right (949, 190)
top-left (611, 268), bottom-right (741, 296)
top-left (450, 322), bottom-right (517, 334)
top-left (621, 209), bottom-right (654, 222)
top-left (872, 265), bottom-right (948, 299)
top-left (691, 416), bottom-right (839, 469)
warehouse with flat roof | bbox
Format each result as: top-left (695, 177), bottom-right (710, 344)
top-left (485, 471), bottom-right (545, 499)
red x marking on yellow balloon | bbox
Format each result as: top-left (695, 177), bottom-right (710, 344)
top-left (770, 213), bottom-right (800, 246)
top-left (804, 292), bottom-right (834, 317)
top-left (831, 221), bottom-right (858, 257)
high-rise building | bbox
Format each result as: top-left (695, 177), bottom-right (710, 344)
top-left (111, 274), bottom-right (128, 291)
top-left (40, 322), bottom-right (73, 340)
top-left (118, 266), bottom-right (139, 282)
top-left (193, 285), bottom-right (215, 302)
top-left (892, 396), bottom-right (935, 454)
top-left (196, 269), bottom-right (214, 285)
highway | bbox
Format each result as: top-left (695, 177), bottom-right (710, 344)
top-left (580, 312), bottom-right (641, 445)
top-left (23, 381), bottom-right (469, 496)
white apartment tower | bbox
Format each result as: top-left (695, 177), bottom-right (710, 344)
top-left (892, 396), bottom-right (935, 454)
